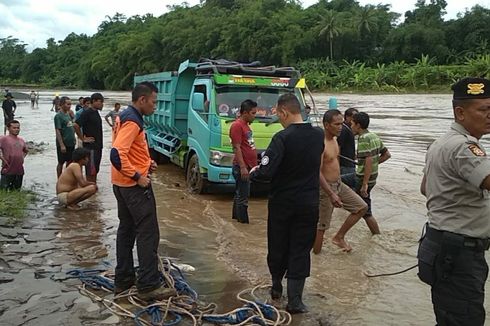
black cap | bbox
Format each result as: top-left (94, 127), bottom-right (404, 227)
top-left (452, 77), bottom-right (490, 100)
top-left (5, 92), bottom-right (13, 98)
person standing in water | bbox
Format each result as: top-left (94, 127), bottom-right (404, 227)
top-left (313, 109), bottom-right (367, 253)
top-left (250, 93), bottom-right (324, 314)
top-left (230, 99), bottom-right (257, 224)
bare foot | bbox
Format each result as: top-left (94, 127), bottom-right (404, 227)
top-left (66, 204), bottom-right (81, 210)
top-left (332, 237), bottom-right (352, 252)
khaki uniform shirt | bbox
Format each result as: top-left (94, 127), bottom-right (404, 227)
top-left (425, 122), bottom-right (490, 238)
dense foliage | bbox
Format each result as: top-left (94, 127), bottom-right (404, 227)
top-left (0, 0), bottom-right (488, 91)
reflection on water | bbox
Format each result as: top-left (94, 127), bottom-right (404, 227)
top-left (11, 89), bottom-right (490, 325)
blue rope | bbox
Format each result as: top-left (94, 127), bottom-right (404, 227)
top-left (67, 265), bottom-right (279, 326)
top-left (247, 301), bottom-right (277, 320)
top-left (202, 307), bottom-right (253, 324)
top-left (168, 265), bottom-right (198, 299)
top-left (134, 307), bottom-right (182, 326)
top-left (66, 269), bottom-right (114, 291)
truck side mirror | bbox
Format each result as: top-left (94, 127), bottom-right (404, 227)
top-left (192, 93), bottom-right (205, 112)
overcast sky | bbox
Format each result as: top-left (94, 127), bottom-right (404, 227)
top-left (0, 0), bottom-right (488, 51)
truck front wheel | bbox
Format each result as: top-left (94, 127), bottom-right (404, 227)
top-left (186, 155), bottom-right (207, 194)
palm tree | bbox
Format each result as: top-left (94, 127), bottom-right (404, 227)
top-left (318, 10), bottom-right (340, 60)
top-left (357, 6), bottom-right (377, 36)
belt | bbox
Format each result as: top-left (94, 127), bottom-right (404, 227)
top-left (425, 226), bottom-right (490, 252)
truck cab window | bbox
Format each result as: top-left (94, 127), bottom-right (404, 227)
top-left (216, 87), bottom-right (303, 122)
top-left (194, 85), bottom-right (209, 122)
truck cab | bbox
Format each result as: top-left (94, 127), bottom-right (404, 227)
top-left (136, 59), bottom-right (308, 193)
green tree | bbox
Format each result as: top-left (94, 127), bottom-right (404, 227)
top-left (318, 10), bottom-right (341, 60)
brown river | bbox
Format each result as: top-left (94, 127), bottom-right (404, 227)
top-left (0, 89), bottom-right (489, 325)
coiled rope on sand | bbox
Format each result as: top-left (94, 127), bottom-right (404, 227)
top-left (67, 257), bottom-right (292, 325)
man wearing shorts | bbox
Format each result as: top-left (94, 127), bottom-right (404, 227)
top-left (54, 96), bottom-right (76, 178)
top-left (74, 93), bottom-right (104, 183)
top-left (56, 148), bottom-right (97, 209)
top-left (313, 109), bottom-right (368, 253)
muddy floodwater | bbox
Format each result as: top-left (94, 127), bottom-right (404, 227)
top-left (1, 89), bottom-right (489, 325)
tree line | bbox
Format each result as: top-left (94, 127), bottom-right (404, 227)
top-left (0, 0), bottom-right (488, 91)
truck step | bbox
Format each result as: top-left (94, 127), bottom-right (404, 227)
top-left (149, 133), bottom-right (181, 156)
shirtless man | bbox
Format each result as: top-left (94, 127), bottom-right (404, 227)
top-left (313, 109), bottom-right (368, 253)
top-left (56, 148), bottom-right (97, 209)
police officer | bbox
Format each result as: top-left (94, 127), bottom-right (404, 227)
top-left (419, 77), bottom-right (490, 326)
top-left (250, 93), bottom-right (324, 313)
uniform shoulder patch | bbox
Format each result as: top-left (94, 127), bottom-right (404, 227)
top-left (261, 155), bottom-right (269, 165)
top-left (468, 144), bottom-right (485, 156)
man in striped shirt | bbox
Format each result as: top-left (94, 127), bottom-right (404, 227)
top-left (352, 112), bottom-right (391, 235)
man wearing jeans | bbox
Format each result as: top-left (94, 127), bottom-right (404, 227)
top-left (110, 82), bottom-right (175, 301)
top-left (230, 99), bottom-right (257, 224)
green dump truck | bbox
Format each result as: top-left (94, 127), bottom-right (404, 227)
top-left (135, 59), bottom-right (311, 193)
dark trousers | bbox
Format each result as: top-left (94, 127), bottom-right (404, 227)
top-left (267, 203), bottom-right (318, 280)
top-left (0, 174), bottom-right (23, 190)
top-left (232, 165), bottom-right (250, 223)
top-left (417, 227), bottom-right (489, 326)
top-left (113, 184), bottom-right (161, 292)
top-left (355, 180), bottom-right (374, 218)
top-left (340, 166), bottom-right (356, 189)
top-left (85, 147), bottom-right (102, 176)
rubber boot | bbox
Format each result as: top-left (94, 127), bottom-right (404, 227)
top-left (237, 206), bottom-right (249, 224)
top-left (232, 201), bottom-right (238, 220)
top-left (271, 276), bottom-right (283, 300)
top-left (286, 278), bottom-right (308, 314)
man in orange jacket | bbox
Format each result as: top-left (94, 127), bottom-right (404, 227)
top-left (110, 82), bottom-right (175, 302)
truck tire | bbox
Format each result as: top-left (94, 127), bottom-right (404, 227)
top-left (150, 148), bottom-right (169, 164)
top-left (186, 154), bottom-right (207, 194)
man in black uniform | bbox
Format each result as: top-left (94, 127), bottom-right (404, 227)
top-left (337, 107), bottom-right (358, 189)
top-left (250, 93), bottom-right (324, 314)
top-left (419, 77), bottom-right (490, 326)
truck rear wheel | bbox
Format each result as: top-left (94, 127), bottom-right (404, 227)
top-left (186, 154), bottom-right (207, 194)
top-left (150, 148), bottom-right (169, 165)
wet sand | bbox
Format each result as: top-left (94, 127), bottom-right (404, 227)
top-left (0, 90), bottom-right (489, 325)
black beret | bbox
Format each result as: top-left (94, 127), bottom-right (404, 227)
top-left (452, 77), bottom-right (490, 100)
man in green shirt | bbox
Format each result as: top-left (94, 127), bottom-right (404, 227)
top-left (54, 96), bottom-right (76, 178)
top-left (351, 112), bottom-right (391, 235)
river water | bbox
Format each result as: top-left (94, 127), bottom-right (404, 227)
top-left (2, 89), bottom-right (489, 325)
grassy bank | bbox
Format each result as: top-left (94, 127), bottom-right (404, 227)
top-left (0, 190), bottom-right (37, 225)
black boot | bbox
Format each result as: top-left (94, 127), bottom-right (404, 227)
top-left (271, 276), bottom-right (283, 300)
top-left (236, 206), bottom-right (249, 224)
top-left (232, 201), bottom-right (238, 220)
top-left (286, 278), bottom-right (308, 314)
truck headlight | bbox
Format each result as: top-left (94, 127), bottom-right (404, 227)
top-left (209, 150), bottom-right (234, 167)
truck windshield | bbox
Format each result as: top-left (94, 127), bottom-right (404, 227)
top-left (215, 86), bottom-right (303, 122)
